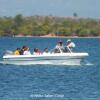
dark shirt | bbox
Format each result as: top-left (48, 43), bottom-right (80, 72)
top-left (20, 49), bottom-right (24, 55)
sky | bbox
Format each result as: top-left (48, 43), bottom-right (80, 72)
top-left (0, 0), bottom-right (100, 18)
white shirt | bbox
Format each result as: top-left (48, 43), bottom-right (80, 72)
top-left (56, 45), bottom-right (64, 49)
top-left (23, 51), bottom-right (31, 55)
top-left (67, 42), bottom-right (75, 48)
top-left (43, 52), bottom-right (50, 55)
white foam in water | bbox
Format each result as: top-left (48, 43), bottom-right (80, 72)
top-left (0, 61), bottom-right (5, 64)
top-left (85, 62), bottom-right (94, 66)
top-left (81, 60), bottom-right (94, 66)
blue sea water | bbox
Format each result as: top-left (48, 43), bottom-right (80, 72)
top-left (0, 37), bottom-right (100, 100)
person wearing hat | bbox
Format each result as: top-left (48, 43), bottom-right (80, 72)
top-left (66, 39), bottom-right (75, 50)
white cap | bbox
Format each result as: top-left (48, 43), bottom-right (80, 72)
top-left (67, 39), bottom-right (71, 42)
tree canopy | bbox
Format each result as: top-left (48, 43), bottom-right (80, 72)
top-left (0, 14), bottom-right (100, 37)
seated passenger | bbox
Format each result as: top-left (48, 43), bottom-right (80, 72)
top-left (20, 46), bottom-right (27, 55)
top-left (33, 48), bottom-right (41, 55)
top-left (43, 48), bottom-right (49, 54)
top-left (56, 40), bottom-right (64, 49)
top-left (55, 40), bottom-right (64, 53)
top-left (23, 47), bottom-right (31, 55)
top-left (14, 48), bottom-right (21, 55)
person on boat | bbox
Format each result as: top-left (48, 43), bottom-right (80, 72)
top-left (20, 46), bottom-right (27, 55)
top-left (43, 48), bottom-right (49, 54)
top-left (55, 40), bottom-right (64, 53)
top-left (14, 48), bottom-right (21, 55)
top-left (66, 39), bottom-right (75, 50)
top-left (33, 48), bottom-right (41, 55)
top-left (23, 47), bottom-right (31, 55)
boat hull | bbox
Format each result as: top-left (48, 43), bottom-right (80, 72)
top-left (2, 59), bottom-right (82, 65)
top-left (2, 53), bottom-right (88, 65)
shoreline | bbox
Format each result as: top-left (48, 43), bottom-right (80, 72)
top-left (0, 35), bottom-right (100, 38)
top-left (14, 35), bottom-right (100, 38)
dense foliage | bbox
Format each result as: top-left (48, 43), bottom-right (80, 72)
top-left (0, 14), bottom-right (100, 37)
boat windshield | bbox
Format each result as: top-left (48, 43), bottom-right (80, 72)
top-left (50, 46), bottom-right (72, 53)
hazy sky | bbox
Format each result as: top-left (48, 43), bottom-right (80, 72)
top-left (0, 0), bottom-right (100, 18)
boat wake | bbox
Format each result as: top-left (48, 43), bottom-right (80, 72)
top-left (81, 60), bottom-right (94, 66)
top-left (85, 62), bottom-right (94, 66)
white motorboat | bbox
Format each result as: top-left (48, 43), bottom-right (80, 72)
top-left (2, 47), bottom-right (88, 65)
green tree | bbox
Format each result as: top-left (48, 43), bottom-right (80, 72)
top-left (13, 14), bottom-right (24, 34)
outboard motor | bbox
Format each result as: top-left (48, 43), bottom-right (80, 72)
top-left (4, 50), bottom-right (13, 56)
